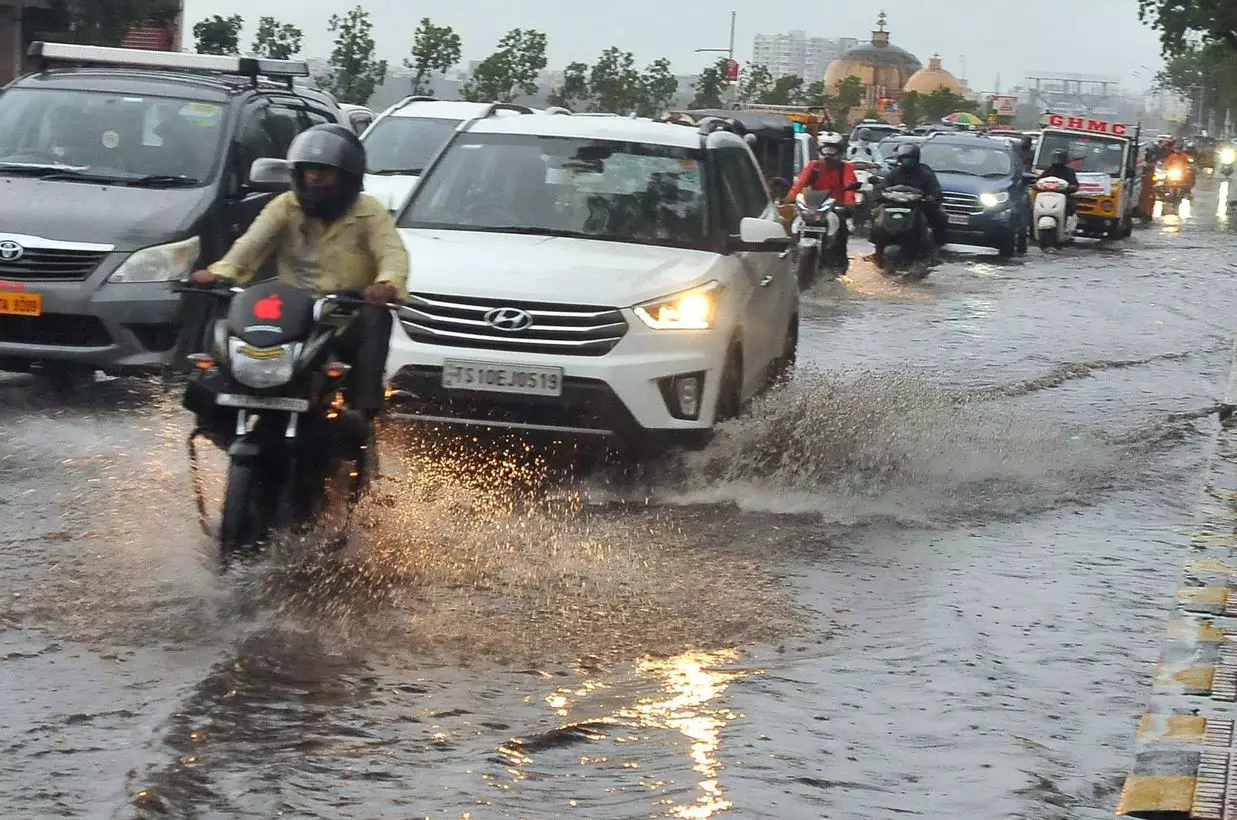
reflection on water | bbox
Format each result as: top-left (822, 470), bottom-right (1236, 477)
top-left (1220, 181), bottom-right (1230, 223)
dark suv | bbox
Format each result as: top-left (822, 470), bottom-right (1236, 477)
top-left (0, 42), bottom-right (344, 374)
top-left (920, 133), bottom-right (1033, 257)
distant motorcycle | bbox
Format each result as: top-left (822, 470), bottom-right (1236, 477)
top-left (1032, 176), bottom-right (1077, 250)
top-left (1220, 146), bottom-right (1235, 178)
top-left (871, 185), bottom-right (934, 279)
top-left (850, 160), bottom-right (880, 235)
top-left (791, 180), bottom-right (862, 288)
top-left (1154, 162), bottom-right (1193, 214)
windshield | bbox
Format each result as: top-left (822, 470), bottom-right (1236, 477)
top-left (0, 88), bottom-right (226, 183)
top-left (364, 116), bottom-right (463, 174)
top-left (920, 143), bottom-right (1013, 177)
top-left (878, 139), bottom-right (916, 159)
top-left (1036, 132), bottom-right (1126, 176)
top-left (400, 134), bottom-right (710, 249)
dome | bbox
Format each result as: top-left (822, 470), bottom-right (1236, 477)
top-left (823, 12), bottom-right (922, 92)
top-left (904, 54), bottom-right (962, 95)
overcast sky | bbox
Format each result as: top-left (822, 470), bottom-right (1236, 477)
top-left (182, 0), bottom-right (1166, 92)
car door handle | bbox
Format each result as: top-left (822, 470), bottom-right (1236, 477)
top-left (760, 274), bottom-right (775, 287)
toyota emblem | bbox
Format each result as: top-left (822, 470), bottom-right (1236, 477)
top-left (0, 240), bottom-right (23, 262)
top-left (483, 307), bottom-right (533, 332)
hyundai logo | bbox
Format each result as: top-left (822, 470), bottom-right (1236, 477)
top-left (483, 307), bottom-right (533, 332)
top-left (0, 241), bottom-right (23, 262)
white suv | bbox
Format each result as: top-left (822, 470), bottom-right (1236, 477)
top-left (384, 108), bottom-right (799, 449)
top-left (362, 98), bottom-right (543, 213)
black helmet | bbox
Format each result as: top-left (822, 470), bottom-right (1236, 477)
top-left (896, 142), bottom-right (920, 164)
top-left (857, 127), bottom-right (873, 142)
top-left (1051, 148), bottom-right (1069, 165)
top-left (287, 123), bottom-right (366, 220)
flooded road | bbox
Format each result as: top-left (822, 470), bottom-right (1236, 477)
top-left (3, 182), bottom-right (1236, 819)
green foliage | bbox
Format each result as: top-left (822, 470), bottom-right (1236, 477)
top-left (1139, 0), bottom-right (1237, 55)
top-left (689, 58), bottom-right (730, 109)
top-left (821, 75), bottom-right (864, 129)
top-left (193, 14), bottom-right (242, 55)
top-left (318, 6), bottom-right (388, 105)
top-left (46, 0), bottom-right (177, 47)
top-left (737, 64), bottom-right (774, 104)
top-left (404, 18), bottom-right (462, 96)
top-left (919, 87), bottom-right (977, 122)
top-left (899, 90), bottom-right (923, 128)
top-left (461, 29), bottom-right (548, 103)
top-left (547, 62), bottom-right (590, 110)
top-left (765, 75), bottom-right (804, 106)
top-left (544, 49), bottom-right (677, 115)
top-left (639, 58), bottom-right (679, 116)
top-left (251, 16), bottom-right (303, 60)
top-left (1157, 42), bottom-right (1237, 127)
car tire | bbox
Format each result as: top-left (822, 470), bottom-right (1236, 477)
top-left (997, 234), bottom-right (1016, 258)
top-left (716, 342), bottom-right (743, 422)
top-left (768, 313), bottom-right (798, 388)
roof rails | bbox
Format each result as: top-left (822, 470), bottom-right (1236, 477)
top-left (544, 106), bottom-right (573, 115)
top-left (27, 41), bottom-right (309, 89)
top-left (391, 95), bottom-right (440, 112)
top-left (655, 112), bottom-right (749, 138)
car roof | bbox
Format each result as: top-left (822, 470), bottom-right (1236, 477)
top-left (380, 100), bottom-right (515, 121)
top-left (927, 133), bottom-right (1013, 149)
top-left (10, 67), bottom-right (249, 101)
top-left (463, 114), bottom-right (719, 149)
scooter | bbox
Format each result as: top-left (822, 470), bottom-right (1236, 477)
top-left (850, 160), bottom-right (880, 236)
top-left (871, 185), bottom-right (934, 279)
top-left (792, 180), bottom-right (862, 289)
top-left (1154, 162), bottom-right (1193, 215)
top-left (1032, 176), bottom-right (1077, 250)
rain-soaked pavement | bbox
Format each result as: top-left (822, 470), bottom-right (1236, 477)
top-left (2, 182), bottom-right (1237, 819)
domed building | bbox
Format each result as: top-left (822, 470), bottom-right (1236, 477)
top-left (904, 54), bottom-right (962, 95)
top-left (823, 12), bottom-right (922, 106)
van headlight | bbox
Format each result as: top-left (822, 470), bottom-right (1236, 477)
top-left (979, 191), bottom-right (1010, 209)
top-left (634, 281), bottom-right (723, 330)
top-left (108, 236), bottom-right (200, 283)
top-left (1222, 148), bottom-right (1236, 164)
top-left (228, 339), bottom-right (296, 388)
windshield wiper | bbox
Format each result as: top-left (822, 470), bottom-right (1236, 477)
top-left (0, 166), bottom-right (127, 183)
top-left (121, 175), bottom-right (201, 187)
top-left (369, 167), bottom-right (424, 175)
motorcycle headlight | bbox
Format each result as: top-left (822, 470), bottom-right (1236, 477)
top-left (228, 339), bottom-right (296, 389)
top-left (107, 236), bottom-right (200, 283)
top-left (1167, 167), bottom-right (1184, 181)
top-left (979, 191), bottom-right (1010, 209)
top-left (1222, 148), bottom-right (1236, 164)
top-left (634, 281), bottom-right (723, 331)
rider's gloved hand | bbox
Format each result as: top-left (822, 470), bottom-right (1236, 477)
top-left (364, 282), bottom-right (398, 305)
top-left (191, 269), bottom-right (219, 285)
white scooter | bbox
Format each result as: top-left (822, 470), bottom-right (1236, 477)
top-left (1032, 176), bottom-right (1077, 250)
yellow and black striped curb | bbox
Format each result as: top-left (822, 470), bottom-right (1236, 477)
top-left (1117, 351), bottom-right (1237, 818)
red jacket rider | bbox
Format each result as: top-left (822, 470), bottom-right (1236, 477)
top-left (787, 134), bottom-right (858, 207)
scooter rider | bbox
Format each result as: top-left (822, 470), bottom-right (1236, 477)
top-left (880, 142), bottom-right (949, 245)
top-left (846, 127), bottom-right (884, 166)
top-left (1042, 148), bottom-right (1080, 215)
top-left (785, 133), bottom-right (858, 253)
top-left (190, 124), bottom-right (409, 422)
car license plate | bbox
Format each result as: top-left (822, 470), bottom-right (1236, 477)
top-left (0, 291), bottom-right (41, 317)
top-left (442, 360), bottom-right (563, 397)
top-left (948, 214), bottom-right (969, 225)
top-left (216, 393), bottom-right (310, 412)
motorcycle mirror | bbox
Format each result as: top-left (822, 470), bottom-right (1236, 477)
top-left (846, 181), bottom-right (863, 191)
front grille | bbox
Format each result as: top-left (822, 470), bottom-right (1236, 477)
top-left (0, 248), bottom-right (109, 281)
top-left (0, 314), bottom-right (112, 347)
top-left (942, 192), bottom-right (984, 216)
top-left (399, 292), bottom-right (629, 357)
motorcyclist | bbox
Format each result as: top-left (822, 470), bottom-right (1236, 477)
top-left (190, 124), bottom-right (409, 422)
top-left (1160, 139), bottom-right (1196, 191)
top-left (846, 127), bottom-right (884, 166)
top-left (879, 142), bottom-right (948, 246)
top-left (1041, 148), bottom-right (1080, 215)
top-left (785, 133), bottom-right (858, 257)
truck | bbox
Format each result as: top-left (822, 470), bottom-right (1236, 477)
top-left (1031, 113), bottom-right (1142, 240)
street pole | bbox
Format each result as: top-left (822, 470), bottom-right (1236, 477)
top-left (729, 11), bottom-right (736, 60)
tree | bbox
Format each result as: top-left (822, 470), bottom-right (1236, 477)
top-left (920, 87), bottom-right (977, 123)
top-left (737, 63), bottom-right (774, 104)
top-left (1157, 43), bottom-right (1237, 130)
top-left (318, 6), bottom-right (388, 106)
top-left (461, 29), bottom-right (548, 103)
top-left (821, 75), bottom-right (865, 130)
top-left (639, 58), bottom-right (679, 116)
top-left (192, 14), bottom-right (243, 55)
top-left (46, 0), bottom-right (178, 47)
top-left (547, 62), bottom-right (591, 110)
top-left (899, 90), bottom-right (923, 128)
top-left (765, 75), bottom-right (804, 106)
top-left (404, 18), bottom-right (462, 96)
top-left (1139, 0), bottom-right (1237, 55)
top-left (589, 47), bottom-right (642, 113)
top-left (251, 16), bottom-right (303, 60)
top-left (690, 58), bottom-right (729, 109)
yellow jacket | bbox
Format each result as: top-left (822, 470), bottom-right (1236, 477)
top-left (208, 192), bottom-right (409, 296)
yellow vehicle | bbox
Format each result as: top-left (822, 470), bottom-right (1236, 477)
top-left (1031, 113), bottom-right (1142, 239)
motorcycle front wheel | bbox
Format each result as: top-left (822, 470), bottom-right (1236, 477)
top-left (220, 460), bottom-right (263, 564)
top-left (796, 247), bottom-right (820, 290)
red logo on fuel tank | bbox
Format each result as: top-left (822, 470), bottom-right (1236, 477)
top-left (253, 293), bottom-right (283, 321)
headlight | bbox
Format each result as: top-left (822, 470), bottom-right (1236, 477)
top-left (634, 281), bottom-right (723, 330)
top-left (108, 236), bottom-right (200, 283)
top-left (228, 339), bottom-right (296, 388)
top-left (979, 191), bottom-right (1010, 209)
top-left (1167, 167), bottom-right (1184, 181)
top-left (1222, 148), bottom-right (1236, 164)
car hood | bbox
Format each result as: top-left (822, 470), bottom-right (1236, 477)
top-left (363, 174), bottom-right (419, 213)
top-left (400, 229), bottom-right (722, 306)
top-left (935, 172), bottom-right (1012, 195)
top-left (0, 175), bottom-right (211, 250)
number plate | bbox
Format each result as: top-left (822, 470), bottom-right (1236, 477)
top-left (216, 393), bottom-right (309, 412)
top-left (442, 360), bottom-right (563, 397)
top-left (948, 214), bottom-right (970, 225)
top-left (0, 291), bottom-right (41, 317)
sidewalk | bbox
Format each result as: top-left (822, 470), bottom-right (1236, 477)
top-left (1117, 340), bottom-right (1237, 818)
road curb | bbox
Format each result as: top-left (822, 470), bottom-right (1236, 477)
top-left (1117, 371), bottom-right (1237, 818)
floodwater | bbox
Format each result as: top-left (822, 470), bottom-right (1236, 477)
top-left (3, 181), bottom-right (1237, 819)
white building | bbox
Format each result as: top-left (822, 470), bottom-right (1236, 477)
top-left (751, 30), bottom-right (858, 80)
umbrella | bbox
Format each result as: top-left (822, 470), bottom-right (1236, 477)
top-left (942, 112), bottom-right (984, 126)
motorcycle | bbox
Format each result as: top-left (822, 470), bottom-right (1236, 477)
top-left (1220, 146), bottom-right (1235, 178)
top-left (1032, 176), bottom-right (1077, 250)
top-left (850, 160), bottom-right (880, 235)
top-left (791, 180), bottom-right (863, 289)
top-left (871, 185), bottom-right (934, 278)
top-left (1154, 162), bottom-right (1192, 214)
top-left (179, 280), bottom-right (388, 566)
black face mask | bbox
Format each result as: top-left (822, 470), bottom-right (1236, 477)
top-left (294, 169), bottom-right (362, 222)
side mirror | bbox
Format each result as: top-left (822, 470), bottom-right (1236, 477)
top-left (248, 157), bottom-right (293, 192)
top-left (736, 216), bottom-right (792, 251)
top-left (846, 180), bottom-right (863, 191)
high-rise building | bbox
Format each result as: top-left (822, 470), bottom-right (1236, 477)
top-left (751, 30), bottom-right (858, 81)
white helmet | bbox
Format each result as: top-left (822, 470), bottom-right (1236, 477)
top-left (818, 131), bottom-right (844, 157)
